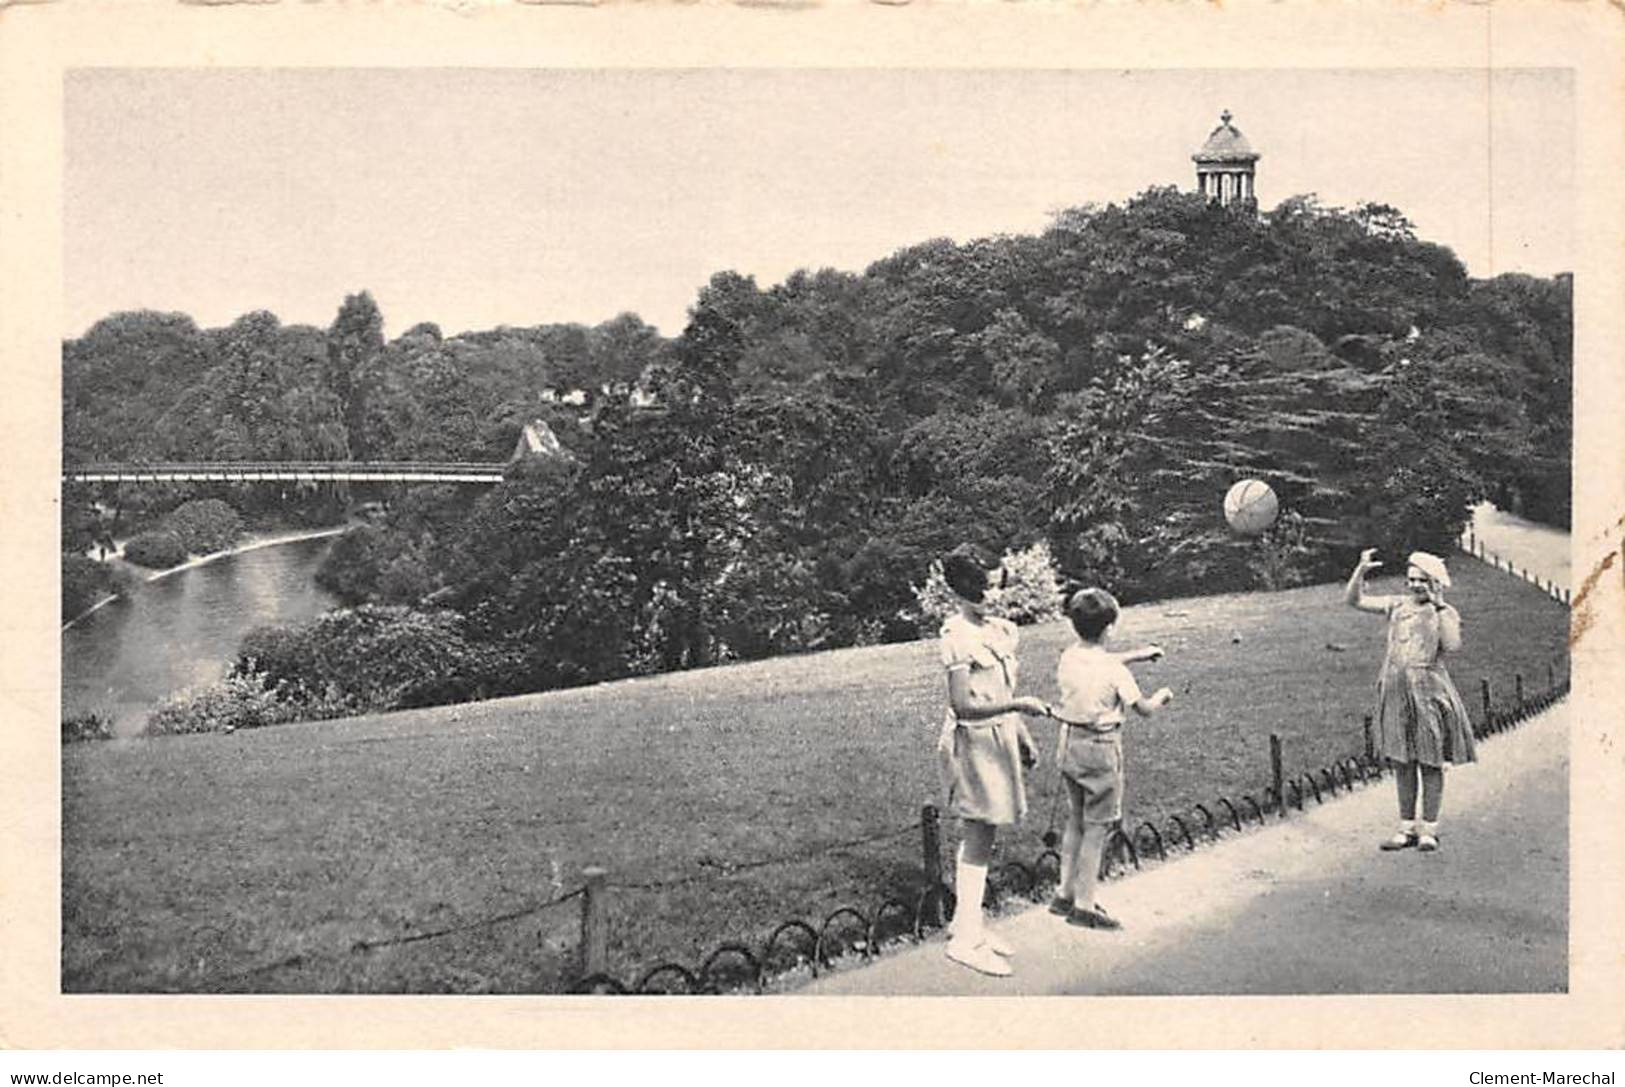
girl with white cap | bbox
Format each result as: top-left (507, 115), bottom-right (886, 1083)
top-left (1345, 547), bottom-right (1477, 851)
top-left (934, 546), bottom-right (1050, 977)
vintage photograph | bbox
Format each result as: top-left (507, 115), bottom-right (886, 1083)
top-left (53, 64), bottom-right (1581, 1002)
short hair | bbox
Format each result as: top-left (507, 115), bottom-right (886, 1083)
top-left (942, 551), bottom-right (991, 603)
top-left (1067, 587), bottom-right (1120, 641)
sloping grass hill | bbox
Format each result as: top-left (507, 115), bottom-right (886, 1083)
top-left (61, 559), bottom-right (1569, 993)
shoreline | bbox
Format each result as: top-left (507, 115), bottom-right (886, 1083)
top-left (142, 525), bottom-right (348, 584)
top-left (61, 525), bottom-right (348, 631)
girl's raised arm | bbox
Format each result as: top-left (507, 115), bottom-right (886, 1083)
top-left (1345, 548), bottom-right (1391, 614)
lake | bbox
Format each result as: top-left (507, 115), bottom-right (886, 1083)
top-left (61, 534), bottom-right (340, 735)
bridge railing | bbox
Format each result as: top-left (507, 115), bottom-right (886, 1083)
top-left (63, 460), bottom-right (511, 482)
top-left (65, 461), bottom-right (508, 472)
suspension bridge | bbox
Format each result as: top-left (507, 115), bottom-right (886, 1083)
top-left (62, 461), bottom-right (509, 485)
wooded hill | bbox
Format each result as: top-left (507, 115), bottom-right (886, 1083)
top-left (63, 187), bottom-right (1571, 699)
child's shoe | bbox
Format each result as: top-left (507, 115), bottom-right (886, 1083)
top-left (1380, 820), bottom-right (1418, 851)
top-left (945, 937), bottom-right (1012, 976)
top-left (1046, 895), bottom-right (1074, 917)
top-left (1066, 904), bottom-right (1122, 930)
top-left (1417, 821), bottom-right (1440, 852)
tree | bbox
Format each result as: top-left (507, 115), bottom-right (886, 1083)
top-left (1453, 273), bottom-right (1572, 526)
top-left (589, 312), bottom-right (668, 394)
top-left (325, 291), bottom-right (385, 459)
top-left (61, 311), bottom-right (209, 465)
top-left (206, 311), bottom-right (287, 459)
top-left (968, 308), bottom-right (1063, 410)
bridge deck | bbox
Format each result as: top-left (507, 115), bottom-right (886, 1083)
top-left (63, 462), bottom-right (509, 484)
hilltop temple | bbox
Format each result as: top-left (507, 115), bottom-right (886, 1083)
top-left (1193, 110), bottom-right (1260, 208)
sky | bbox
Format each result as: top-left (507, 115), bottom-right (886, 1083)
top-left (64, 67), bottom-right (1574, 340)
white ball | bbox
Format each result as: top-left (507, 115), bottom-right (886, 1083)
top-left (1224, 479), bottom-right (1278, 536)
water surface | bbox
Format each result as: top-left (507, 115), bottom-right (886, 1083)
top-left (61, 535), bottom-right (339, 734)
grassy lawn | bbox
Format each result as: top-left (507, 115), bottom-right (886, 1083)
top-left (61, 558), bottom-right (1569, 993)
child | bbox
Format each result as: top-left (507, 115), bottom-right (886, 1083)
top-left (935, 548), bottom-right (1050, 977)
top-left (1345, 548), bottom-right (1476, 852)
top-left (1047, 587), bottom-right (1173, 930)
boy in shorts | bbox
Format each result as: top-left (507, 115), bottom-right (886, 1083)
top-left (1048, 588), bottom-right (1174, 929)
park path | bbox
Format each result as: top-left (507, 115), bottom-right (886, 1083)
top-left (804, 700), bottom-right (1565, 995)
top-left (1467, 501), bottom-right (1571, 591)
top-left (805, 508), bottom-right (1572, 996)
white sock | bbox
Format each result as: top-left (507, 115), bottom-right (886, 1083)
top-left (1396, 819), bottom-right (1417, 834)
top-left (952, 858), bottom-right (988, 945)
top-left (1419, 820), bottom-right (1439, 836)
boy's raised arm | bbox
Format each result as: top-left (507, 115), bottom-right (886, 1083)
top-left (1114, 644), bottom-right (1165, 664)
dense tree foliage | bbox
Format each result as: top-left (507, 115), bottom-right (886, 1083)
top-left (65, 186), bottom-right (1571, 704)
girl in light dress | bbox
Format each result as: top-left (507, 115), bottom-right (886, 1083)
top-left (1345, 548), bottom-right (1476, 852)
top-left (934, 549), bottom-right (1048, 977)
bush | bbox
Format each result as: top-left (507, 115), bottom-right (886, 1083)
top-left (62, 711), bottom-right (114, 744)
top-left (316, 525), bottom-right (435, 606)
top-left (146, 670), bottom-right (297, 736)
top-left (235, 623), bottom-right (317, 694)
top-left (714, 553), bottom-right (839, 661)
top-left (123, 530), bottom-right (188, 570)
top-left (62, 554), bottom-right (116, 620)
top-left (993, 540), bottom-right (1066, 624)
top-left (314, 525), bottom-right (388, 604)
top-left (912, 540), bottom-right (1065, 631)
top-left (235, 605), bottom-right (516, 716)
top-left (165, 499), bottom-right (243, 555)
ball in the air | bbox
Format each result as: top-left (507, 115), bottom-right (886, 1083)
top-left (1223, 479), bottom-right (1278, 536)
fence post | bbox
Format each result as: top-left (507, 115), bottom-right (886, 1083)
top-left (1269, 734), bottom-right (1285, 817)
top-left (921, 803), bottom-right (945, 927)
top-left (1515, 673), bottom-right (1525, 712)
top-left (580, 866), bottom-right (608, 979)
top-left (1481, 678), bottom-right (1492, 729)
top-left (1363, 714), bottom-right (1375, 763)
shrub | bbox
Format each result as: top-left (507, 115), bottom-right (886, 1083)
top-left (993, 540), bottom-right (1065, 625)
top-left (235, 605), bottom-right (516, 716)
top-left (165, 499), bottom-right (243, 555)
top-left (376, 547), bottom-right (435, 605)
top-left (1246, 510), bottom-right (1317, 591)
top-left (314, 525), bottom-right (388, 604)
top-left (912, 540), bottom-right (1065, 631)
top-left (315, 606), bottom-right (511, 709)
top-left (235, 623), bottom-right (317, 694)
top-left (123, 530), bottom-right (188, 570)
top-left (714, 553), bottom-right (838, 661)
top-left (145, 670), bottom-right (297, 736)
top-left (62, 711), bottom-right (114, 744)
top-left (315, 525), bottom-right (435, 606)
